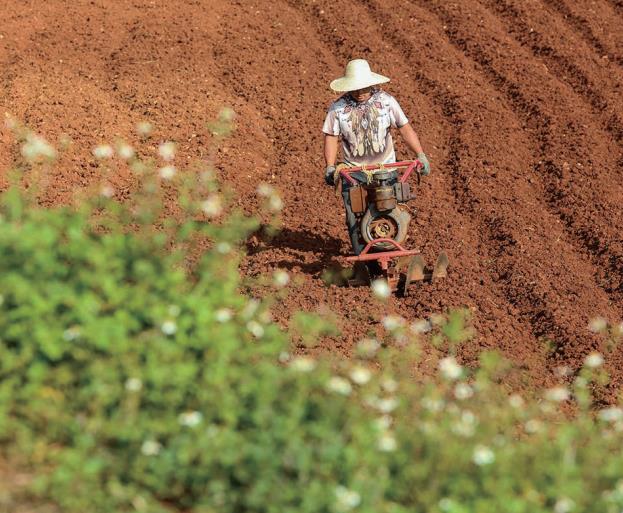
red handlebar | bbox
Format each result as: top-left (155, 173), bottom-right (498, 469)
top-left (338, 160), bottom-right (423, 185)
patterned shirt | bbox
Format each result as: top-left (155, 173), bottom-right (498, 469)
top-left (322, 90), bottom-right (409, 167)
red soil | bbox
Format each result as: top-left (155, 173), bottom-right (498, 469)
top-left (1, 0), bottom-right (622, 392)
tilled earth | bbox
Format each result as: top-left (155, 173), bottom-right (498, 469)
top-left (1, 0), bottom-right (623, 392)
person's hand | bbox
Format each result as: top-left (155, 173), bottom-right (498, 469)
top-left (324, 165), bottom-right (336, 186)
top-left (417, 152), bottom-right (431, 176)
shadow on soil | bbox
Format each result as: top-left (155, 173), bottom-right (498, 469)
top-left (246, 225), bottom-right (349, 277)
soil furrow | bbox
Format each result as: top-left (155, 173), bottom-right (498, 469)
top-left (480, 0), bottom-right (623, 147)
top-left (473, 0), bottom-right (623, 300)
top-left (539, 0), bottom-right (623, 67)
top-left (605, 0), bottom-right (623, 16)
top-left (421, 0), bottom-right (623, 307)
top-left (356, 0), bottom-right (602, 364)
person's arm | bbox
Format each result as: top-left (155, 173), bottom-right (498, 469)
top-left (323, 134), bottom-right (339, 185)
top-left (398, 123), bottom-right (424, 154)
top-left (390, 95), bottom-right (431, 175)
top-left (398, 123), bottom-right (430, 175)
top-left (324, 134), bottom-right (339, 166)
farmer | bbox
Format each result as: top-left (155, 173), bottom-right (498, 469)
top-left (322, 59), bottom-right (430, 255)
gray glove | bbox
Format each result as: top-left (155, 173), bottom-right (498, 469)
top-left (417, 152), bottom-right (431, 176)
top-left (324, 165), bottom-right (336, 186)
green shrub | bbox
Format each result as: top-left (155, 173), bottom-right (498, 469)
top-left (0, 126), bottom-right (388, 512)
top-left (2, 124), bottom-right (623, 513)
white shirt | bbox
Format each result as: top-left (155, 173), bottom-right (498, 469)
top-left (322, 90), bottom-right (409, 167)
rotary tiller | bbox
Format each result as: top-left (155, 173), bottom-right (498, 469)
top-left (340, 160), bottom-right (448, 295)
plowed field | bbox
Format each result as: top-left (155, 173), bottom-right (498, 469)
top-left (1, 0), bottom-right (622, 391)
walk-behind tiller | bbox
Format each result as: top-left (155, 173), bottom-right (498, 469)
top-left (340, 160), bottom-right (448, 295)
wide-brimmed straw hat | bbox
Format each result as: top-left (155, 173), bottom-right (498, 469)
top-left (330, 59), bottom-right (390, 92)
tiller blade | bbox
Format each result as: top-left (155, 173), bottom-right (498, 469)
top-left (432, 252), bottom-right (449, 279)
top-left (402, 252), bottom-right (449, 296)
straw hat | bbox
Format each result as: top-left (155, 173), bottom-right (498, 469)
top-left (330, 59), bottom-right (390, 92)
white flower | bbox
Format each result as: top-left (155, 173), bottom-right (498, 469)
top-left (21, 134), bottom-right (57, 161)
top-left (278, 351), bottom-right (290, 363)
top-left (524, 419), bottom-right (543, 433)
top-left (381, 378), bottom-right (398, 393)
top-left (205, 424), bottom-right (220, 438)
top-left (357, 338), bottom-right (380, 357)
top-left (116, 142), bottom-right (135, 160)
top-left (100, 184), bottom-right (114, 198)
top-left (371, 279), bottom-right (391, 299)
top-left (374, 415), bottom-right (392, 431)
top-left (63, 326), bottom-right (81, 341)
top-left (92, 144), bottom-right (114, 159)
top-left (125, 377), bottom-right (142, 392)
top-left (410, 319), bottom-right (433, 334)
top-left (158, 141), bottom-right (176, 161)
top-left (452, 410), bottom-right (477, 438)
top-left (247, 320), bottom-right (264, 338)
top-left (334, 486), bottom-right (361, 512)
top-left (178, 411), bottom-right (203, 427)
top-left (439, 498), bottom-right (457, 513)
top-left (545, 386), bottom-right (570, 402)
top-left (273, 270), bottom-right (290, 287)
top-left (4, 115), bottom-right (17, 130)
top-left (472, 445), bottom-right (495, 466)
top-left (289, 357), bottom-right (316, 373)
top-left (201, 195), bottom-right (223, 217)
top-left (136, 121), bottom-right (153, 137)
top-left (556, 365), bottom-right (571, 377)
top-left (589, 316), bottom-right (608, 333)
top-left (378, 431), bottom-right (397, 452)
top-left (585, 351), bottom-right (604, 368)
top-left (376, 397), bottom-right (398, 413)
top-left (215, 308), bottom-right (233, 323)
top-left (257, 183), bottom-right (274, 196)
top-left (159, 165), bottom-right (177, 180)
top-left (268, 194), bottom-right (283, 212)
top-left (216, 242), bottom-right (231, 254)
top-left (241, 299), bottom-right (259, 319)
top-left (598, 407), bottom-right (623, 422)
top-left (327, 376), bottom-right (352, 396)
top-left (349, 366), bottom-right (371, 385)
top-left (161, 320), bottom-right (177, 336)
top-left (422, 397), bottom-right (445, 413)
top-left (554, 497), bottom-right (575, 513)
top-left (439, 356), bottom-right (462, 380)
top-left (219, 107), bottom-right (235, 122)
top-left (508, 394), bottom-right (524, 409)
top-left (454, 383), bottom-right (473, 400)
top-left (141, 439), bottom-right (161, 456)
top-left (382, 314), bottom-right (405, 331)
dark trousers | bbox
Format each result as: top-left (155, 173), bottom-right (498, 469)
top-left (341, 171), bottom-right (367, 255)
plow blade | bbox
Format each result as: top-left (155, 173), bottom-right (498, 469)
top-left (345, 239), bottom-right (448, 295)
top-left (402, 252), bottom-right (449, 296)
top-left (406, 254), bottom-right (425, 282)
top-left (432, 252), bottom-right (449, 279)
